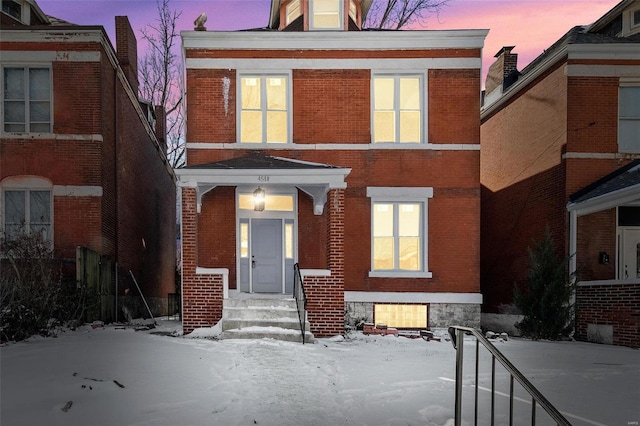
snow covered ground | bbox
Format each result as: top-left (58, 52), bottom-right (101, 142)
top-left (1, 319), bottom-right (638, 426)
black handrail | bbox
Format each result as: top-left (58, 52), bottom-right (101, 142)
top-left (293, 263), bottom-right (307, 344)
top-left (448, 326), bottom-right (571, 426)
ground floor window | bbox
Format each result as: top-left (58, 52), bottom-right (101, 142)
top-left (2, 177), bottom-right (52, 242)
top-left (367, 187), bottom-right (433, 277)
top-left (374, 304), bottom-right (427, 328)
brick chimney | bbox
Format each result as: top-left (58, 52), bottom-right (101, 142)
top-left (115, 16), bottom-right (139, 95)
top-left (154, 105), bottom-right (167, 154)
top-left (485, 46), bottom-right (519, 94)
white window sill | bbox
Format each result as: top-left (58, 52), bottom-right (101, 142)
top-left (369, 270), bottom-right (433, 279)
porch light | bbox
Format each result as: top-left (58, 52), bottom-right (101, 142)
top-left (253, 187), bottom-right (265, 211)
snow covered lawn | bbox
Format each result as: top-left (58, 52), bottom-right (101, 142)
top-left (1, 320), bottom-right (638, 426)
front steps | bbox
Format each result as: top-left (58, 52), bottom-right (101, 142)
top-left (221, 297), bottom-right (314, 343)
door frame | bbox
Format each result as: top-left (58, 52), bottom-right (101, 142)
top-left (236, 186), bottom-right (298, 293)
top-left (617, 226), bottom-right (640, 280)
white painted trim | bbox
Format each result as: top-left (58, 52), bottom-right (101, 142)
top-left (52, 186), bottom-right (103, 197)
top-left (367, 187), bottom-right (433, 198)
top-left (0, 133), bottom-right (104, 141)
top-left (181, 29), bottom-right (489, 50)
top-left (185, 142), bottom-right (480, 151)
top-left (578, 279), bottom-right (640, 287)
top-left (0, 51), bottom-right (101, 63)
top-left (567, 183), bottom-right (640, 216)
top-left (562, 152), bottom-right (640, 160)
top-left (0, 29), bottom-right (104, 44)
top-left (565, 64), bottom-right (640, 78)
top-left (1, 176), bottom-right (51, 188)
top-left (300, 269), bottom-right (331, 277)
top-left (369, 271), bottom-right (433, 278)
top-left (186, 57), bottom-right (481, 70)
top-left (566, 43), bottom-right (640, 60)
top-left (344, 291), bottom-right (482, 304)
top-left (196, 267), bottom-right (229, 299)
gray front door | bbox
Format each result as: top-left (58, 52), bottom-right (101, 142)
top-left (252, 219), bottom-right (283, 293)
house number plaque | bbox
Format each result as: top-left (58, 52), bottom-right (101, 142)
top-left (258, 176), bottom-right (270, 182)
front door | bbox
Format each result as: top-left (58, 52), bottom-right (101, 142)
top-left (621, 229), bottom-right (640, 280)
top-left (252, 219), bottom-right (283, 292)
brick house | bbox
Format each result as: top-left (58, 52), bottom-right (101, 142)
top-left (177, 0), bottom-right (487, 339)
top-left (480, 0), bottom-right (640, 347)
top-left (1, 0), bottom-right (176, 318)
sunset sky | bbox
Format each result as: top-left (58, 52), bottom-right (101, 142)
top-left (37, 0), bottom-right (622, 87)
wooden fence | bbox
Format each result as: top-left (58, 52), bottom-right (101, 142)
top-left (76, 247), bottom-right (114, 323)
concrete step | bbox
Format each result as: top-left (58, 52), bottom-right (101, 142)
top-left (222, 318), bottom-right (310, 332)
top-left (223, 306), bottom-right (299, 321)
top-left (221, 326), bottom-right (314, 343)
top-left (223, 298), bottom-right (296, 309)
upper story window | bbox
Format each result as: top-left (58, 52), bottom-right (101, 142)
top-left (285, 0), bottom-right (302, 26)
top-left (618, 84), bottom-right (640, 154)
top-left (310, 0), bottom-right (343, 30)
top-left (3, 67), bottom-right (51, 133)
top-left (239, 75), bottom-right (289, 144)
top-left (372, 75), bottom-right (423, 143)
top-left (2, 0), bottom-right (21, 20)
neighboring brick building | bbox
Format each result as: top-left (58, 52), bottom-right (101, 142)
top-left (1, 0), bottom-right (176, 318)
top-left (177, 0), bottom-right (487, 337)
top-left (481, 0), bottom-right (640, 347)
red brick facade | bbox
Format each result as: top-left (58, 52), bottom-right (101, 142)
top-left (179, 27), bottom-right (487, 336)
top-left (1, 16), bottom-right (176, 318)
top-left (480, 8), bottom-right (640, 347)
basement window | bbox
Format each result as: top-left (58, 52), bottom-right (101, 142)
top-left (374, 304), bottom-right (427, 329)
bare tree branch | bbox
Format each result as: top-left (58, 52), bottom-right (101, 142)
top-left (138, 0), bottom-right (185, 168)
top-left (364, 0), bottom-right (450, 30)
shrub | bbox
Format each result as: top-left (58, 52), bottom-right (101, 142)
top-left (0, 233), bottom-right (82, 341)
top-left (514, 228), bottom-right (576, 340)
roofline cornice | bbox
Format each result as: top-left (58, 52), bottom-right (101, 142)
top-left (181, 29), bottom-right (489, 51)
top-left (481, 43), bottom-right (640, 120)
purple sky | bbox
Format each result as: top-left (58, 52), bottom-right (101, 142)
top-left (38, 0), bottom-right (621, 87)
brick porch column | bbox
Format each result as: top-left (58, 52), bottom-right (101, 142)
top-left (181, 187), bottom-right (223, 334)
top-left (306, 188), bottom-right (345, 337)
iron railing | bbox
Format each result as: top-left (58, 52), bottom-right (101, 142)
top-left (293, 263), bottom-right (308, 344)
top-left (448, 326), bottom-right (571, 426)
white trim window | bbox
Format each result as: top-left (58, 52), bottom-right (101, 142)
top-left (619, 84), bottom-right (640, 154)
top-left (238, 74), bottom-right (290, 144)
top-left (2, 186), bottom-right (52, 243)
top-left (372, 74), bottom-right (423, 143)
top-left (3, 66), bottom-right (51, 133)
top-left (310, 0), bottom-right (343, 30)
top-left (367, 187), bottom-right (433, 278)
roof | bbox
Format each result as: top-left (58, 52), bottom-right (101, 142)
top-left (569, 160), bottom-right (640, 204)
top-left (181, 153), bottom-right (342, 170)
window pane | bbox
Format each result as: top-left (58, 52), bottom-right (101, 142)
top-left (5, 190), bottom-right (25, 224)
top-left (400, 78), bottom-right (420, 110)
top-left (314, 14), bottom-right (341, 28)
top-left (398, 203), bottom-right (420, 236)
top-left (619, 120), bottom-right (640, 153)
top-left (4, 68), bottom-right (24, 100)
top-left (30, 191), bottom-right (51, 223)
top-left (30, 100), bottom-right (50, 122)
top-left (29, 69), bottom-right (50, 100)
top-left (266, 77), bottom-right (287, 110)
top-left (285, 223), bottom-right (293, 259)
top-left (4, 100), bottom-right (25, 123)
top-left (399, 111), bottom-right (421, 143)
top-left (374, 111), bottom-right (395, 143)
top-left (312, 0), bottom-right (341, 28)
top-left (399, 237), bottom-right (420, 270)
top-left (375, 304), bottom-right (426, 328)
top-left (373, 237), bottom-right (394, 270)
top-left (266, 111), bottom-right (287, 143)
top-left (265, 195), bottom-right (294, 211)
top-left (620, 87), bottom-right (640, 118)
top-left (373, 203), bottom-right (393, 236)
top-left (241, 78), bottom-right (261, 110)
top-left (240, 223), bottom-right (249, 258)
top-left (314, 0), bottom-right (339, 12)
top-left (374, 78), bottom-right (394, 110)
top-left (241, 111), bottom-right (262, 143)
top-left (5, 123), bottom-right (25, 132)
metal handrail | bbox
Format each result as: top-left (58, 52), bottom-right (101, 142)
top-left (293, 263), bottom-right (307, 344)
top-left (448, 326), bottom-right (571, 426)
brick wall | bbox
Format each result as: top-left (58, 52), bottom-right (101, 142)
top-left (576, 283), bottom-right (640, 348)
top-left (576, 210), bottom-right (617, 281)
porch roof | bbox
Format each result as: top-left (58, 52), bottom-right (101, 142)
top-left (176, 153), bottom-right (351, 215)
top-left (567, 160), bottom-right (640, 216)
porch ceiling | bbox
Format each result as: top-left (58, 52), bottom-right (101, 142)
top-left (176, 154), bottom-right (351, 215)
